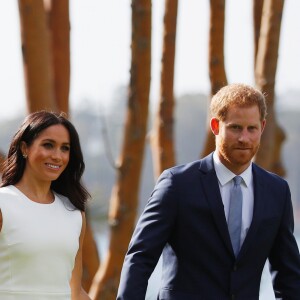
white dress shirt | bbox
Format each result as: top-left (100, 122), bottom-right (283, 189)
top-left (213, 152), bottom-right (254, 247)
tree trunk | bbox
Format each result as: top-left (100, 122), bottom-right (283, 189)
top-left (253, 0), bottom-right (264, 67)
top-left (19, 1), bottom-right (99, 290)
top-left (254, 0), bottom-right (285, 175)
top-left (46, 0), bottom-right (100, 287)
top-left (46, 0), bottom-right (70, 115)
top-left (89, 1), bottom-right (151, 299)
top-left (18, 0), bottom-right (57, 112)
top-left (150, 0), bottom-right (178, 179)
top-left (201, 0), bottom-right (228, 157)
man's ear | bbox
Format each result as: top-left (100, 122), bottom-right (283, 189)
top-left (210, 118), bottom-right (219, 135)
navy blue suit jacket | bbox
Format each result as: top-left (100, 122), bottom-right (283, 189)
top-left (117, 153), bottom-right (300, 299)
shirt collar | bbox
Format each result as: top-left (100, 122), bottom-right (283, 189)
top-left (213, 151), bottom-right (252, 187)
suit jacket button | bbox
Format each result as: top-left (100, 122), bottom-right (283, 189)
top-left (231, 294), bottom-right (235, 300)
top-left (233, 264), bottom-right (237, 271)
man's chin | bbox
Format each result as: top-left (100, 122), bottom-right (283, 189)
top-left (233, 152), bottom-right (253, 164)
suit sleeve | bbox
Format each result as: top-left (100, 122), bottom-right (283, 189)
top-left (268, 181), bottom-right (300, 299)
top-left (117, 169), bottom-right (178, 300)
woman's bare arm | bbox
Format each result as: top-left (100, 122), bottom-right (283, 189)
top-left (70, 212), bottom-right (91, 300)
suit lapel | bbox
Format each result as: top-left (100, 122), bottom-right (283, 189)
top-left (199, 154), bottom-right (234, 256)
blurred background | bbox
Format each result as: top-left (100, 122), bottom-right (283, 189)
top-left (1, 1), bottom-right (300, 299)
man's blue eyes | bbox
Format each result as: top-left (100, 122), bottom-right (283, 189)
top-left (230, 126), bottom-right (256, 131)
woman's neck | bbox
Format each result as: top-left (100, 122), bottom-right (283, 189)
top-left (14, 176), bottom-right (54, 204)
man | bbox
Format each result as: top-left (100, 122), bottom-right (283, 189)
top-left (117, 83), bottom-right (300, 299)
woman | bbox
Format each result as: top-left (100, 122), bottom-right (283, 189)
top-left (0, 111), bottom-right (91, 300)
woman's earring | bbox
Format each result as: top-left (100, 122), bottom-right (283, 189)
top-left (23, 154), bottom-right (27, 159)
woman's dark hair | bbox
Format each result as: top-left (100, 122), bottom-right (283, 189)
top-left (0, 111), bottom-right (90, 211)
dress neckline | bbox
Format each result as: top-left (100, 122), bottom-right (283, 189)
top-left (10, 185), bottom-right (57, 206)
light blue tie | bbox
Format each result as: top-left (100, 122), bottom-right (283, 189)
top-left (228, 176), bottom-right (243, 257)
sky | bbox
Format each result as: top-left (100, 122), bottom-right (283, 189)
top-left (1, 0), bottom-right (300, 120)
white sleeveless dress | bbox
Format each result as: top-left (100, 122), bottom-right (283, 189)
top-left (0, 185), bottom-right (82, 300)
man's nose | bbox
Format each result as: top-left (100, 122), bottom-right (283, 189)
top-left (238, 129), bottom-right (249, 142)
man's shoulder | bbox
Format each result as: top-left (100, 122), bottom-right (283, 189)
top-left (252, 163), bottom-right (288, 186)
top-left (163, 154), bottom-right (214, 177)
top-left (169, 160), bottom-right (201, 172)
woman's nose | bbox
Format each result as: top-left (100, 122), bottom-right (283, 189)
top-left (51, 149), bottom-right (62, 160)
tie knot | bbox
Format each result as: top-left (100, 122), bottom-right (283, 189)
top-left (233, 176), bottom-right (242, 186)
